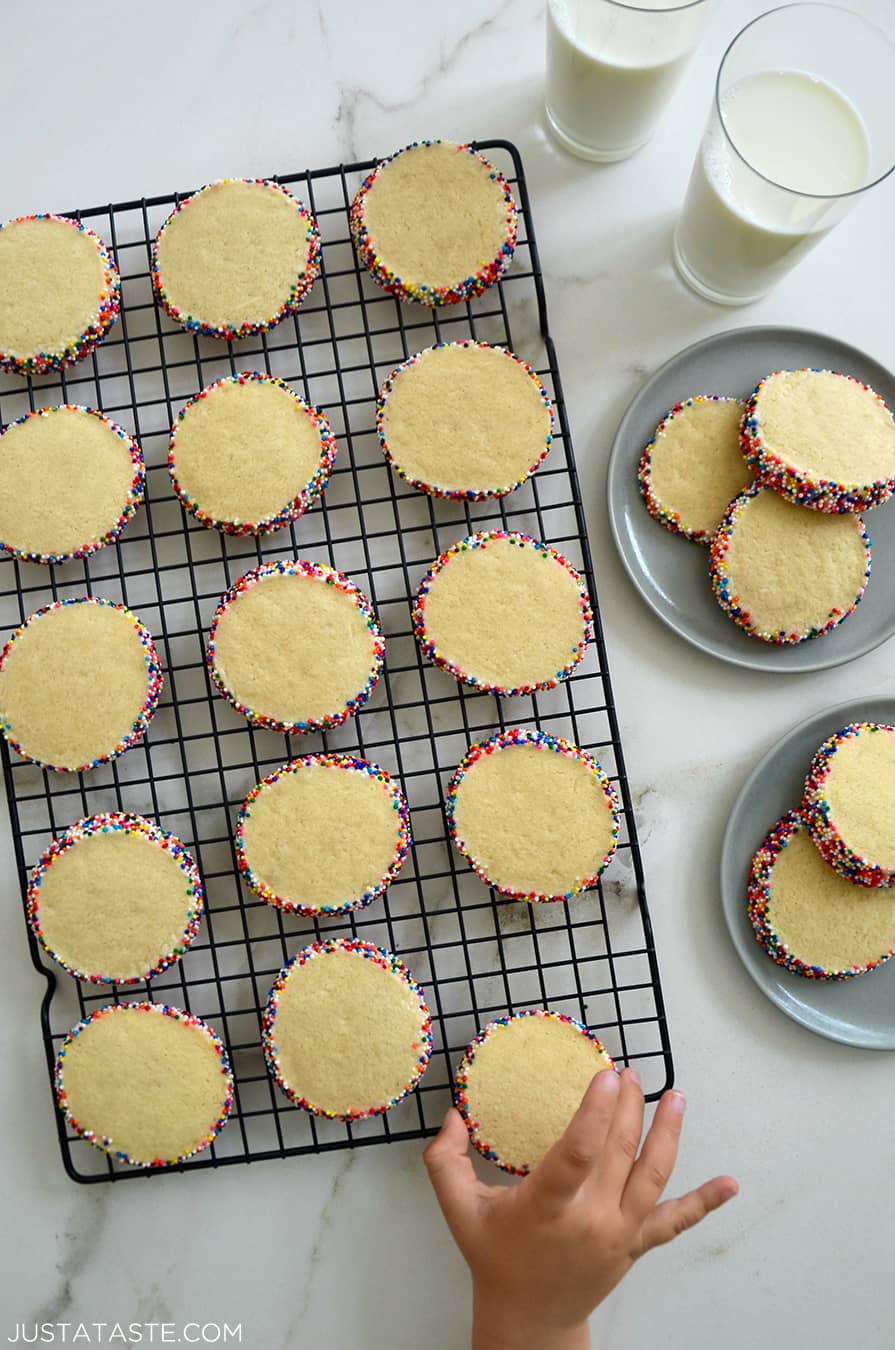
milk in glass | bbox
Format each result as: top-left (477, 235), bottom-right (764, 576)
top-left (675, 70), bottom-right (870, 302)
top-left (546, 0), bottom-right (708, 161)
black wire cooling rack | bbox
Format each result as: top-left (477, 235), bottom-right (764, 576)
top-left (0, 141), bottom-right (673, 1183)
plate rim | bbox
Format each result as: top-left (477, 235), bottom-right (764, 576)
top-left (606, 323), bottom-right (895, 674)
top-left (720, 693), bottom-right (895, 1050)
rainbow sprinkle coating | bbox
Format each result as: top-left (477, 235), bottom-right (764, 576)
top-left (0, 405), bottom-right (144, 565)
top-left (0, 214), bottom-right (120, 376)
top-left (709, 484), bottom-right (872, 644)
top-left (235, 754), bottom-right (411, 915)
top-left (637, 395), bottom-right (745, 544)
top-left (350, 140), bottom-right (517, 307)
top-left (27, 813), bottom-right (204, 984)
top-left (151, 179), bottom-right (321, 340)
top-left (54, 1001), bottom-right (234, 1167)
top-left (168, 372), bottom-right (337, 536)
top-left (376, 340), bottom-right (554, 500)
top-left (803, 723), bottom-right (895, 888)
top-left (0, 596), bottom-right (163, 773)
top-left (446, 728), bottom-right (620, 902)
top-left (741, 369), bottom-right (895, 513)
top-left (747, 808), bottom-right (895, 979)
top-left (262, 938), bottom-right (433, 1120)
top-left (412, 531), bottom-right (593, 696)
top-left (454, 1009), bottom-right (616, 1176)
top-left (206, 559), bottom-right (384, 734)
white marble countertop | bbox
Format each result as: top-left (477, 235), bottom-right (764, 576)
top-left (2, 1), bottom-right (894, 1347)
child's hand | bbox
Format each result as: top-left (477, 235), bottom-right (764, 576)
top-left (424, 1068), bottom-right (738, 1350)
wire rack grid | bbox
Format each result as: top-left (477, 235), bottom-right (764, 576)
top-left (0, 140), bottom-right (673, 1183)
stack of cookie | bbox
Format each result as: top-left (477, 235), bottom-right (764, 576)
top-left (638, 369), bottom-right (895, 644)
top-left (748, 722), bottom-right (895, 980)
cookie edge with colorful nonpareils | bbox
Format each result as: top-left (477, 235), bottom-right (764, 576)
top-left (0, 596), bottom-right (163, 773)
top-left (708, 483), bottom-right (871, 644)
top-left (446, 728), bottom-right (620, 902)
top-left (453, 1009), bottom-right (616, 1176)
top-left (261, 938), bottom-right (433, 1120)
top-left (802, 723), bottom-right (895, 888)
top-left (0, 214), bottom-right (120, 376)
top-left (205, 559), bottom-right (384, 734)
top-left (349, 140), bottom-right (517, 308)
top-left (412, 530), bottom-right (593, 695)
top-left (168, 372), bottom-right (337, 536)
top-left (740, 368), bottom-right (895, 513)
top-left (376, 340), bottom-right (554, 500)
top-left (27, 813), bottom-right (204, 985)
top-left (747, 807), bottom-right (895, 978)
top-left (235, 754), bottom-right (412, 915)
top-left (54, 1001), bottom-right (235, 1168)
top-left (151, 178), bottom-right (321, 340)
top-left (637, 394), bottom-right (744, 544)
top-left (0, 405), bottom-right (145, 565)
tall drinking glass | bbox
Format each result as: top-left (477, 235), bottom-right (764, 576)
top-left (545, 0), bottom-right (712, 163)
top-left (673, 4), bottom-right (895, 305)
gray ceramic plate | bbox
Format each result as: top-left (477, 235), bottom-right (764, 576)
top-left (606, 326), bottom-right (895, 673)
top-left (721, 695), bottom-right (895, 1049)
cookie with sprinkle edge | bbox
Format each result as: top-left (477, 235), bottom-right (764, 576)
top-left (454, 1010), bottom-right (616, 1176)
top-left (0, 214), bottom-right (120, 376)
top-left (747, 808), bottom-right (895, 979)
top-left (262, 938), bottom-right (432, 1120)
top-left (54, 1002), bottom-right (234, 1168)
top-left (0, 405), bottom-right (144, 565)
top-left (446, 728), bottom-right (620, 902)
top-left (235, 754), bottom-right (411, 916)
top-left (152, 178), bottom-right (321, 340)
top-left (803, 723), bottom-right (895, 888)
top-left (709, 484), bottom-right (871, 644)
top-left (376, 341), bottom-right (553, 500)
top-left (740, 368), bottom-right (895, 513)
top-left (638, 395), bottom-right (750, 543)
top-left (350, 140), bottom-right (517, 307)
top-left (413, 531), bottom-right (593, 696)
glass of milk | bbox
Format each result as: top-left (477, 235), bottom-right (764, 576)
top-left (673, 4), bottom-right (895, 305)
top-left (545, 0), bottom-right (712, 162)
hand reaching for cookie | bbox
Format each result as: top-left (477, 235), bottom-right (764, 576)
top-left (424, 1068), bottom-right (738, 1350)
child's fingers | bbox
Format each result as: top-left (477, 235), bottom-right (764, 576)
top-left (423, 1108), bottom-right (483, 1238)
top-left (621, 1089), bottom-right (686, 1219)
top-left (597, 1068), bottom-right (646, 1199)
top-left (529, 1069), bottom-right (620, 1214)
top-left (638, 1175), bottom-right (739, 1252)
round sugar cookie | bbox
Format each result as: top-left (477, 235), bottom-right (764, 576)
top-left (454, 1010), bottom-right (616, 1175)
top-left (27, 814), bottom-right (204, 984)
top-left (55, 1002), bottom-right (234, 1166)
top-left (207, 560), bottom-right (383, 734)
top-left (0, 406), bottom-right (144, 564)
top-left (413, 531), bottom-right (592, 695)
top-left (747, 810), bottom-right (895, 979)
top-left (0, 597), bottom-right (162, 772)
top-left (169, 373), bottom-right (336, 535)
top-left (236, 754), bottom-right (411, 916)
top-left (803, 723), bottom-right (895, 888)
top-left (152, 178), bottom-right (321, 339)
top-left (709, 485), bottom-right (871, 644)
top-left (638, 395), bottom-right (751, 542)
top-left (741, 369), bottom-right (895, 512)
top-left (262, 938), bottom-right (432, 1119)
top-left (447, 729), bottom-right (619, 902)
top-left (350, 140), bottom-right (517, 306)
top-left (376, 341), bottom-right (553, 500)
top-left (0, 214), bottom-right (120, 376)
